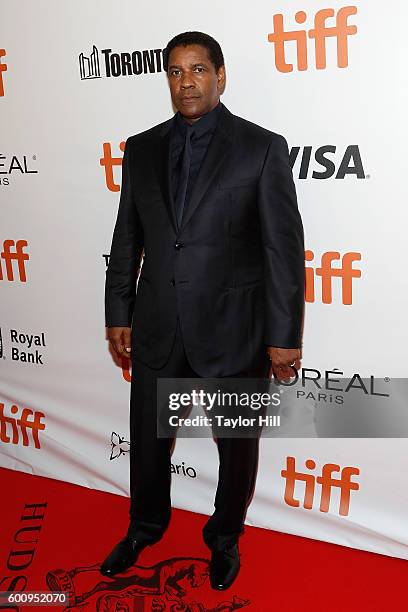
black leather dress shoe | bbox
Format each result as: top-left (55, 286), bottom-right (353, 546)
top-left (209, 544), bottom-right (240, 590)
top-left (100, 536), bottom-right (147, 577)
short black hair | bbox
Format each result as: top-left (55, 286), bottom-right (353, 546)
top-left (163, 31), bottom-right (224, 72)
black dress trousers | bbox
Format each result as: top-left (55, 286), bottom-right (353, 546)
top-left (128, 316), bottom-right (270, 552)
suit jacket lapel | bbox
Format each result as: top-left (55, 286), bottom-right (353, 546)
top-left (152, 105), bottom-right (235, 236)
top-left (178, 104), bottom-right (235, 233)
top-left (153, 118), bottom-right (178, 235)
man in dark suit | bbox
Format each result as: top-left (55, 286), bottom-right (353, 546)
top-left (101, 31), bottom-right (305, 590)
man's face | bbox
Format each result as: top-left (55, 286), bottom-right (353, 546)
top-left (167, 44), bottom-right (225, 122)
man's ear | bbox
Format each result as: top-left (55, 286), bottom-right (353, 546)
top-left (217, 65), bottom-right (226, 95)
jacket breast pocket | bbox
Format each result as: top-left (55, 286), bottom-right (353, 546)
top-left (226, 279), bottom-right (265, 291)
top-left (218, 176), bottom-right (258, 191)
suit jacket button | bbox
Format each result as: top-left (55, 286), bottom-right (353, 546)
top-left (174, 242), bottom-right (184, 250)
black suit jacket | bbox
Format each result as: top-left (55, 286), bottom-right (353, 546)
top-left (105, 104), bottom-right (305, 376)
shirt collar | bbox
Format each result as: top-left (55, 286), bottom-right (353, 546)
top-left (174, 101), bottom-right (222, 140)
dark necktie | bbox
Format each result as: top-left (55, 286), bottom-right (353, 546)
top-left (174, 125), bottom-right (194, 229)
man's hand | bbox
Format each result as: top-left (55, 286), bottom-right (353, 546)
top-left (108, 326), bottom-right (132, 358)
top-left (267, 346), bottom-right (301, 381)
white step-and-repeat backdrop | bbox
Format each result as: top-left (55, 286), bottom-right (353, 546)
top-left (1, 1), bottom-right (408, 560)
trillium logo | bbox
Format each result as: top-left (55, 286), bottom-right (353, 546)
top-left (110, 431), bottom-right (130, 459)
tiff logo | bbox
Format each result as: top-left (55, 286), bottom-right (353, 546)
top-left (305, 250), bottom-right (361, 305)
top-left (0, 48), bottom-right (7, 96)
top-left (0, 403), bottom-right (46, 449)
top-left (100, 141), bottom-right (126, 192)
top-left (282, 456), bottom-right (360, 516)
top-left (79, 45), bottom-right (101, 80)
top-left (0, 240), bottom-right (30, 282)
top-left (268, 6), bottom-right (357, 72)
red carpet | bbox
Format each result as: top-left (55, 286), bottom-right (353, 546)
top-left (1, 467), bottom-right (405, 611)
